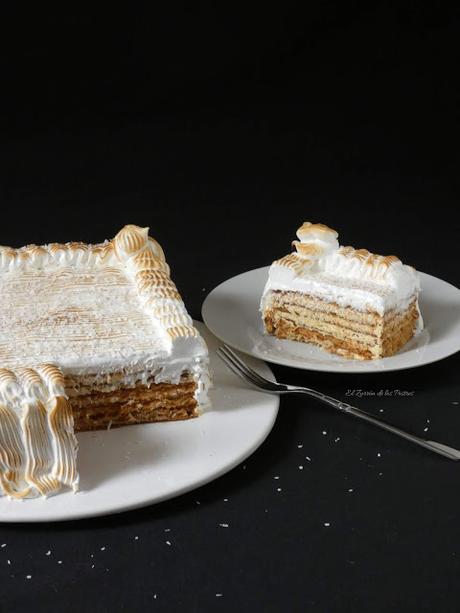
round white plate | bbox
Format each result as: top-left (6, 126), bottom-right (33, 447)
top-left (202, 267), bottom-right (460, 373)
top-left (0, 323), bottom-right (279, 522)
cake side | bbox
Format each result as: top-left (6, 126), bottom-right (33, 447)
top-left (263, 290), bottom-right (419, 360)
top-left (261, 222), bottom-right (422, 360)
top-left (112, 225), bottom-right (210, 411)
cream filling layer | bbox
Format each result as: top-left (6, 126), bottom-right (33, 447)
top-left (262, 263), bottom-right (421, 318)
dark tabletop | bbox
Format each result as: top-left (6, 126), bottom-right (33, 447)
top-left (1, 5), bottom-right (460, 612)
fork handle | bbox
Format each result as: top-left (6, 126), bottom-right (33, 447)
top-left (294, 388), bottom-right (460, 461)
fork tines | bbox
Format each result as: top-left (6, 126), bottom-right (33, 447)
top-left (217, 345), bottom-right (278, 391)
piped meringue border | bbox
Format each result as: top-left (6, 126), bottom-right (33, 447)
top-left (0, 224), bottom-right (199, 343)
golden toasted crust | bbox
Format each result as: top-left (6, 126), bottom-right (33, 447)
top-left (71, 374), bottom-right (198, 431)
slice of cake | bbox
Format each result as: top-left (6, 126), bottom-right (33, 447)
top-left (261, 222), bottom-right (422, 360)
top-left (0, 224), bottom-right (210, 498)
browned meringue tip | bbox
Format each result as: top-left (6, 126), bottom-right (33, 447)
top-left (48, 243), bottom-right (67, 254)
top-left (339, 246), bottom-right (401, 267)
top-left (292, 241), bottom-right (325, 256)
top-left (296, 221), bottom-right (339, 239)
top-left (113, 224), bottom-right (150, 258)
top-left (23, 245), bottom-right (49, 258)
top-left (147, 237), bottom-right (166, 262)
top-left (275, 253), bottom-right (311, 272)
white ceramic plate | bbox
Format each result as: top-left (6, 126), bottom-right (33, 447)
top-left (0, 323), bottom-right (279, 523)
top-left (202, 267), bottom-right (460, 373)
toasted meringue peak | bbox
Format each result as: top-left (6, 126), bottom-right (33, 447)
top-left (275, 253), bottom-right (311, 274)
top-left (293, 222), bottom-right (340, 260)
top-left (292, 241), bottom-right (325, 257)
top-left (0, 367), bottom-right (19, 388)
top-left (36, 363), bottom-right (66, 392)
top-left (296, 222), bottom-right (339, 240)
top-left (48, 242), bottom-right (67, 255)
top-left (339, 246), bottom-right (400, 268)
top-left (113, 224), bottom-right (149, 259)
top-left (168, 325), bottom-right (199, 339)
top-left (131, 249), bottom-right (161, 271)
top-left (147, 237), bottom-right (166, 262)
top-left (86, 243), bottom-right (112, 267)
top-left (23, 245), bottom-right (49, 259)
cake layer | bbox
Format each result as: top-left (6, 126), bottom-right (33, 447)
top-left (265, 291), bottom-right (383, 337)
top-left (265, 291), bottom-right (418, 339)
top-left (71, 374), bottom-right (198, 431)
top-left (263, 291), bottom-right (419, 359)
top-left (264, 316), bottom-right (377, 359)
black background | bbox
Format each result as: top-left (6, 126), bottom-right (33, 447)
top-left (1, 4), bottom-right (460, 612)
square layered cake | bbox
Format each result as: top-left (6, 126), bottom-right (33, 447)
top-left (0, 224), bottom-right (209, 498)
top-left (261, 222), bottom-right (422, 360)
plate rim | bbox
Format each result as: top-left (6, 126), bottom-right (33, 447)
top-left (202, 266), bottom-right (460, 374)
top-left (0, 322), bottom-right (279, 523)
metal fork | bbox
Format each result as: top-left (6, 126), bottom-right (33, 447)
top-left (217, 344), bottom-right (460, 461)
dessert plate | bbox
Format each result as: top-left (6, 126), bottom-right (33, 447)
top-left (202, 267), bottom-right (460, 373)
top-left (0, 323), bottom-right (279, 522)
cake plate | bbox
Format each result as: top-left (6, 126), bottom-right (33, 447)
top-left (202, 267), bottom-right (460, 373)
top-left (0, 322), bottom-right (279, 522)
